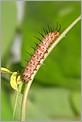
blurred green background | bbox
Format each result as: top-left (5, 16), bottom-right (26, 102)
top-left (1, 1), bottom-right (81, 120)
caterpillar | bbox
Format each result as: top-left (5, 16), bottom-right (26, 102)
top-left (23, 24), bottom-right (61, 82)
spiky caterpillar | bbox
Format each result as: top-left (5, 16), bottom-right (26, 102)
top-left (23, 25), bottom-right (60, 82)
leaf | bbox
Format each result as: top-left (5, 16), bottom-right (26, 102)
top-left (10, 91), bottom-right (22, 120)
top-left (10, 72), bottom-right (18, 91)
top-left (70, 91), bottom-right (81, 115)
top-left (26, 88), bottom-right (75, 120)
top-left (1, 2), bottom-right (17, 66)
top-left (0, 67), bottom-right (13, 74)
top-left (11, 92), bottom-right (49, 120)
top-left (1, 86), bottom-right (13, 120)
top-left (21, 2), bottom-right (81, 90)
top-left (10, 88), bottom-right (76, 120)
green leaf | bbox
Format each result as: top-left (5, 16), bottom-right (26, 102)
top-left (1, 87), bottom-right (13, 120)
top-left (70, 91), bottom-right (81, 115)
top-left (21, 1), bottom-right (81, 90)
top-left (10, 88), bottom-right (76, 120)
top-left (27, 88), bottom-right (75, 120)
top-left (10, 91), bottom-right (22, 120)
top-left (1, 2), bottom-right (17, 66)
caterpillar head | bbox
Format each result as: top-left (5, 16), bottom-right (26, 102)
top-left (53, 31), bottom-right (59, 37)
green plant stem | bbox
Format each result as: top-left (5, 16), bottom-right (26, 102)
top-left (20, 15), bottom-right (81, 121)
top-left (13, 90), bottom-right (19, 120)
